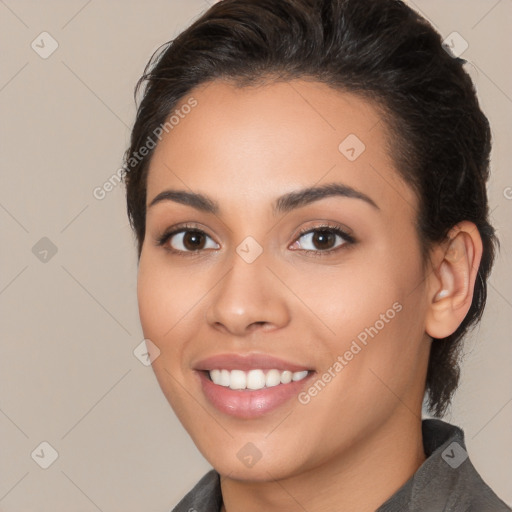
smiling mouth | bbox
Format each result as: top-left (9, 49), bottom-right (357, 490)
top-left (205, 368), bottom-right (311, 391)
top-left (193, 353), bottom-right (315, 417)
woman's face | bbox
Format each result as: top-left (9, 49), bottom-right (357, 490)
top-left (137, 79), bottom-right (432, 480)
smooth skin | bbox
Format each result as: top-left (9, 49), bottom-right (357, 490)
top-left (137, 79), bottom-right (482, 512)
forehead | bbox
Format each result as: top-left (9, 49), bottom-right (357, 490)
top-left (146, 79), bottom-right (417, 216)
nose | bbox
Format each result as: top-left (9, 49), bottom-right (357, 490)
top-left (204, 249), bottom-right (291, 337)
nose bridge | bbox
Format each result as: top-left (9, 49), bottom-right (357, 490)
top-left (205, 238), bottom-right (290, 334)
top-left (227, 239), bottom-right (269, 295)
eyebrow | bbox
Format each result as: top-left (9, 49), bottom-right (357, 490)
top-left (147, 182), bottom-right (379, 215)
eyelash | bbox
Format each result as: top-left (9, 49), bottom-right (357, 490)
top-left (155, 222), bottom-right (356, 258)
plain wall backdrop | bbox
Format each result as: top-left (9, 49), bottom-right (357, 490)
top-left (1, 0), bottom-right (511, 510)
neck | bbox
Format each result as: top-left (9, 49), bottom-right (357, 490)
top-left (220, 413), bottom-right (426, 512)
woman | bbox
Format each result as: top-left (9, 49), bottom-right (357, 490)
top-left (122, 0), bottom-right (510, 510)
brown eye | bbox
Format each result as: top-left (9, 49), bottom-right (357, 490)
top-left (181, 231), bottom-right (206, 251)
top-left (163, 229), bottom-right (219, 253)
top-left (310, 230), bottom-right (337, 250)
top-left (291, 225), bottom-right (354, 254)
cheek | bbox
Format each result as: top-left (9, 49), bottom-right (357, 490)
top-left (137, 265), bottom-right (169, 341)
top-left (328, 256), bottom-right (428, 402)
top-left (136, 255), bottom-right (201, 414)
top-left (316, 243), bottom-right (427, 367)
top-left (137, 252), bottom-right (201, 342)
top-left (299, 254), bottom-right (408, 339)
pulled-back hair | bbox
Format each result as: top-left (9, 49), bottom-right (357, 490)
top-left (123, 0), bottom-right (498, 417)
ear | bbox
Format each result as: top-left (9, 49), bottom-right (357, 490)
top-left (425, 221), bottom-right (483, 339)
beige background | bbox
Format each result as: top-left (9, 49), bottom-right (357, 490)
top-left (1, 0), bottom-right (511, 510)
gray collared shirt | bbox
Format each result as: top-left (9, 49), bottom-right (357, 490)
top-left (171, 419), bottom-right (511, 511)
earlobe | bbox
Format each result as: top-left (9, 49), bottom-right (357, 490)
top-left (425, 222), bottom-right (482, 339)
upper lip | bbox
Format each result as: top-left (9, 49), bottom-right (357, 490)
top-left (193, 353), bottom-right (313, 372)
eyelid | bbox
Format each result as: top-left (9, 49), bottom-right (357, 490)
top-left (293, 221), bottom-right (355, 241)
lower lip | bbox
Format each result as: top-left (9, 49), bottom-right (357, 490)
top-left (197, 371), bottom-right (315, 419)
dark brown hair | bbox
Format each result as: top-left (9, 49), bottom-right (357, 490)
top-left (123, 0), bottom-right (498, 417)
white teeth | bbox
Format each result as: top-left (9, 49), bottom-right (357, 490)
top-left (292, 370), bottom-right (308, 381)
top-left (219, 369), bottom-right (230, 387)
top-left (265, 369), bottom-right (281, 387)
top-left (207, 368), bottom-right (310, 390)
top-left (210, 369), bottom-right (221, 385)
top-left (229, 370), bottom-right (246, 390)
top-left (280, 370), bottom-right (292, 384)
top-left (246, 369), bottom-right (266, 390)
